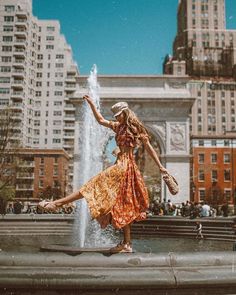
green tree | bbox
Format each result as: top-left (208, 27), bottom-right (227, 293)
top-left (0, 107), bottom-right (22, 207)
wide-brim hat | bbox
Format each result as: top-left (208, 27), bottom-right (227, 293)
top-left (111, 102), bottom-right (129, 117)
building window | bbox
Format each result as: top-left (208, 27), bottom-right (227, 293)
top-left (211, 153), bottom-right (217, 163)
top-left (198, 170), bottom-right (205, 181)
top-left (4, 16), bottom-right (14, 22)
top-left (55, 63), bottom-right (64, 68)
top-left (3, 36), bottom-right (13, 42)
top-left (198, 153), bottom-right (205, 163)
top-left (5, 45), bottom-right (14, 56)
top-left (54, 91), bottom-right (63, 96)
top-left (40, 158), bottom-right (44, 165)
top-left (53, 167), bottom-right (58, 176)
top-left (46, 26), bottom-right (55, 32)
top-left (3, 26), bottom-right (13, 32)
top-left (46, 36), bottom-right (55, 41)
top-left (46, 45), bottom-right (54, 50)
top-left (224, 154), bottom-right (230, 163)
top-left (211, 139), bottom-right (217, 146)
top-left (53, 111), bottom-right (62, 116)
top-left (56, 54), bottom-right (64, 59)
top-left (53, 180), bottom-right (60, 188)
top-left (0, 66), bottom-right (11, 72)
top-left (199, 189), bottom-right (205, 201)
top-left (224, 140), bottom-right (230, 146)
top-left (39, 180), bottom-right (44, 188)
top-left (211, 170), bottom-right (218, 182)
top-left (53, 138), bottom-right (61, 143)
top-left (53, 120), bottom-right (61, 126)
top-left (54, 101), bottom-right (62, 106)
top-left (0, 88), bottom-right (10, 94)
top-left (55, 82), bottom-right (63, 87)
top-left (5, 5), bottom-right (15, 12)
top-left (224, 189), bottom-right (231, 201)
top-left (224, 169), bottom-right (231, 181)
top-left (199, 140), bottom-right (204, 146)
top-left (1, 56), bottom-right (11, 63)
top-left (39, 168), bottom-right (44, 176)
top-left (34, 111), bottom-right (41, 117)
top-left (0, 77), bottom-right (10, 83)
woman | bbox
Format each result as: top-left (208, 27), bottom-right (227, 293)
top-left (39, 95), bottom-right (167, 253)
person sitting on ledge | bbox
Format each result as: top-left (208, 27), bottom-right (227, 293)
top-left (39, 95), bottom-right (168, 253)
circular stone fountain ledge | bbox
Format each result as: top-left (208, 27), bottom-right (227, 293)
top-left (0, 251), bottom-right (236, 294)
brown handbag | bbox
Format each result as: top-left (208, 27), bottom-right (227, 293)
top-left (163, 172), bottom-right (179, 195)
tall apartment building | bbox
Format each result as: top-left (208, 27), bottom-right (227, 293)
top-left (164, 0), bottom-right (236, 136)
top-left (164, 0), bottom-right (236, 206)
top-left (0, 0), bottom-right (79, 185)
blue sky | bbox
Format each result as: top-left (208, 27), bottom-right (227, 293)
top-left (33, 0), bottom-right (236, 75)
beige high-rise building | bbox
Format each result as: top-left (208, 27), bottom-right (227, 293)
top-left (164, 0), bottom-right (236, 205)
top-left (0, 0), bottom-right (79, 185)
top-left (164, 0), bottom-right (236, 136)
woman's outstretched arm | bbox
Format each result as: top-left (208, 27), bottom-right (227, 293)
top-left (83, 95), bottom-right (110, 128)
top-left (142, 137), bottom-right (168, 174)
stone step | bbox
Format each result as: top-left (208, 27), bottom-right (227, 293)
top-left (0, 232), bottom-right (73, 238)
top-left (0, 222), bottom-right (72, 226)
top-left (132, 227), bottom-right (235, 234)
top-left (143, 218), bottom-right (234, 226)
top-left (132, 225), bottom-right (234, 231)
top-left (0, 225), bottom-right (73, 230)
top-left (131, 230), bottom-right (236, 240)
top-left (133, 230), bottom-right (235, 236)
top-left (133, 224), bottom-right (234, 231)
top-left (0, 228), bottom-right (72, 232)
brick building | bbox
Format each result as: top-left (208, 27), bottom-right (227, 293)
top-left (16, 149), bottom-right (70, 202)
top-left (191, 134), bottom-right (236, 206)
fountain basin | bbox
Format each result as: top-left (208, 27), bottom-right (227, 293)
top-left (0, 251), bottom-right (236, 295)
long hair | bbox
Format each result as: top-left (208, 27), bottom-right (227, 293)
top-left (122, 108), bottom-right (150, 146)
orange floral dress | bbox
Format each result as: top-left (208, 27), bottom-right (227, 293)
top-left (79, 121), bottom-right (149, 229)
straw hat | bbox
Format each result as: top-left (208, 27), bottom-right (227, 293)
top-left (111, 102), bottom-right (129, 117)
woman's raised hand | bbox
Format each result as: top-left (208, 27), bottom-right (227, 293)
top-left (83, 95), bottom-right (92, 104)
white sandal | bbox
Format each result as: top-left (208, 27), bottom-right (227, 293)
top-left (110, 242), bottom-right (133, 253)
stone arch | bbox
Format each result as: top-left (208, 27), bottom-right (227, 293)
top-left (145, 124), bottom-right (166, 156)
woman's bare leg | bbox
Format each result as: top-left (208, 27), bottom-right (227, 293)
top-left (123, 224), bottom-right (131, 244)
top-left (53, 191), bottom-right (83, 207)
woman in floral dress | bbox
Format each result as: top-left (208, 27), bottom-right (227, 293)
top-left (39, 95), bottom-right (167, 253)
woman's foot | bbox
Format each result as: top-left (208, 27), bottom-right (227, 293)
top-left (110, 241), bottom-right (133, 253)
top-left (38, 200), bottom-right (59, 213)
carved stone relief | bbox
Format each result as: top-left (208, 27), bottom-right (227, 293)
top-left (170, 123), bottom-right (186, 152)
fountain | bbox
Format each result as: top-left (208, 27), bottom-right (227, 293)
top-left (72, 64), bottom-right (118, 248)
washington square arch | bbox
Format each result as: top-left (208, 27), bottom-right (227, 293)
top-left (71, 75), bottom-right (195, 204)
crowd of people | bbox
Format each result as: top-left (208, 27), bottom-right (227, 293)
top-left (5, 200), bottom-right (75, 215)
top-left (148, 199), bottom-right (230, 218)
top-left (2, 199), bottom-right (230, 219)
